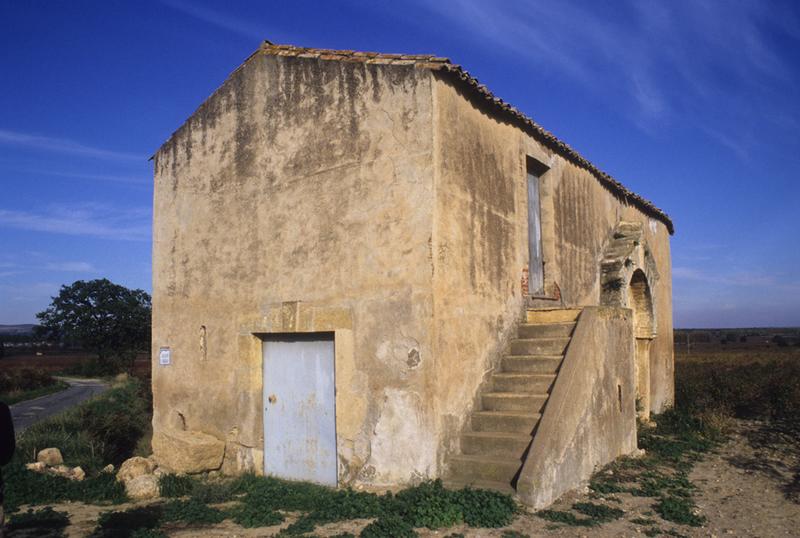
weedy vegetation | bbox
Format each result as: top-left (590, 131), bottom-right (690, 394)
top-left (87, 476), bottom-right (517, 537)
top-left (6, 506), bottom-right (70, 538)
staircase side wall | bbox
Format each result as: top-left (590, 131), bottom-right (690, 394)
top-left (517, 306), bottom-right (637, 508)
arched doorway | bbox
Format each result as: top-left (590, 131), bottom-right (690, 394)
top-left (628, 270), bottom-right (655, 420)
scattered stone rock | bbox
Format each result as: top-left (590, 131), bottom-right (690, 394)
top-left (25, 461), bottom-right (46, 472)
top-left (116, 456), bottom-right (156, 483)
top-left (51, 465), bottom-right (74, 478)
top-left (72, 466), bottom-right (85, 481)
top-left (152, 429), bottom-right (225, 474)
top-left (125, 474), bottom-right (160, 500)
top-left (37, 447), bottom-right (63, 466)
top-left (102, 464), bottom-right (115, 473)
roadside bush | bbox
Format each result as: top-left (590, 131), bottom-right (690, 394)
top-left (62, 357), bottom-right (125, 377)
top-left (0, 367), bottom-right (55, 392)
top-left (0, 367), bottom-right (66, 404)
top-left (15, 378), bottom-right (151, 470)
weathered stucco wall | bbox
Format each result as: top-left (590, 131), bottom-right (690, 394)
top-left (516, 306), bottom-right (637, 509)
top-left (430, 74), bottom-right (674, 468)
top-left (152, 53), bottom-right (438, 485)
top-left (430, 79), bottom-right (530, 466)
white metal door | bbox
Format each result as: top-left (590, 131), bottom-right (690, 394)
top-left (262, 336), bottom-right (336, 486)
top-left (528, 171), bottom-right (544, 294)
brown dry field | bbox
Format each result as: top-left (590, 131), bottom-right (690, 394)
top-left (0, 351), bottom-right (151, 378)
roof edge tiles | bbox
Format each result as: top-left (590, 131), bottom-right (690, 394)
top-left (156, 41), bottom-right (674, 234)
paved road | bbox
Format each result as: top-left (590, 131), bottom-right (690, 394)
top-left (10, 377), bottom-right (109, 433)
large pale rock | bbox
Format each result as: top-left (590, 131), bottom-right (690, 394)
top-left (125, 474), bottom-right (160, 500)
top-left (116, 456), bottom-right (156, 483)
top-left (152, 429), bottom-right (225, 474)
top-left (37, 448), bottom-right (63, 466)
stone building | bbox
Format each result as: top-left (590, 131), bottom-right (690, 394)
top-left (150, 41), bottom-right (674, 508)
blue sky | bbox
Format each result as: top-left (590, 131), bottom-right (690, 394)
top-left (1, 1), bottom-right (799, 328)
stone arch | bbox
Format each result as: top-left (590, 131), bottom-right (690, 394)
top-left (600, 221), bottom-right (659, 419)
top-left (629, 270), bottom-right (655, 339)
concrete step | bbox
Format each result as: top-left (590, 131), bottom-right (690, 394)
top-left (517, 322), bottom-right (575, 338)
top-left (526, 308), bottom-right (581, 324)
top-left (472, 411), bottom-right (541, 434)
top-left (492, 373), bottom-right (555, 393)
top-left (461, 431), bottom-right (532, 458)
top-left (510, 337), bottom-right (570, 355)
top-left (482, 392), bottom-right (548, 413)
top-left (444, 478), bottom-right (516, 495)
top-left (501, 355), bottom-right (562, 374)
top-left (449, 454), bottom-right (521, 484)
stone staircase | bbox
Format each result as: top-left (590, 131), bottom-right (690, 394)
top-left (447, 308), bottom-right (581, 493)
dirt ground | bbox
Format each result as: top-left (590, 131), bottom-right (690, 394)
top-left (25, 418), bottom-right (798, 538)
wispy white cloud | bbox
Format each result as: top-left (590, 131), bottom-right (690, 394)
top-left (0, 260), bottom-right (98, 278)
top-left (673, 266), bottom-right (800, 291)
top-left (404, 0), bottom-right (800, 158)
top-left (160, 0), bottom-right (276, 42)
top-left (32, 169), bottom-right (149, 184)
top-left (0, 129), bottom-right (143, 161)
top-left (43, 261), bottom-right (98, 272)
top-left (0, 203), bottom-right (150, 241)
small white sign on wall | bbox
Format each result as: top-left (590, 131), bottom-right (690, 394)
top-left (159, 347), bottom-right (171, 366)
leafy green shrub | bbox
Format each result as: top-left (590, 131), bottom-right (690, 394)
top-left (92, 506), bottom-right (163, 538)
top-left (395, 480), bottom-right (463, 528)
top-left (536, 509), bottom-right (593, 527)
top-left (572, 502), bottom-right (624, 523)
top-left (158, 473), bottom-right (195, 498)
top-left (453, 487), bottom-right (517, 527)
top-left (227, 502), bottom-right (284, 528)
top-left (360, 514), bottom-right (417, 538)
top-left (654, 495), bottom-right (705, 527)
top-left (130, 530), bottom-right (168, 538)
top-left (7, 506), bottom-right (70, 537)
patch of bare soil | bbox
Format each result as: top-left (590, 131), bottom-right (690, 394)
top-left (20, 420), bottom-right (799, 538)
top-left (690, 419), bottom-right (800, 538)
